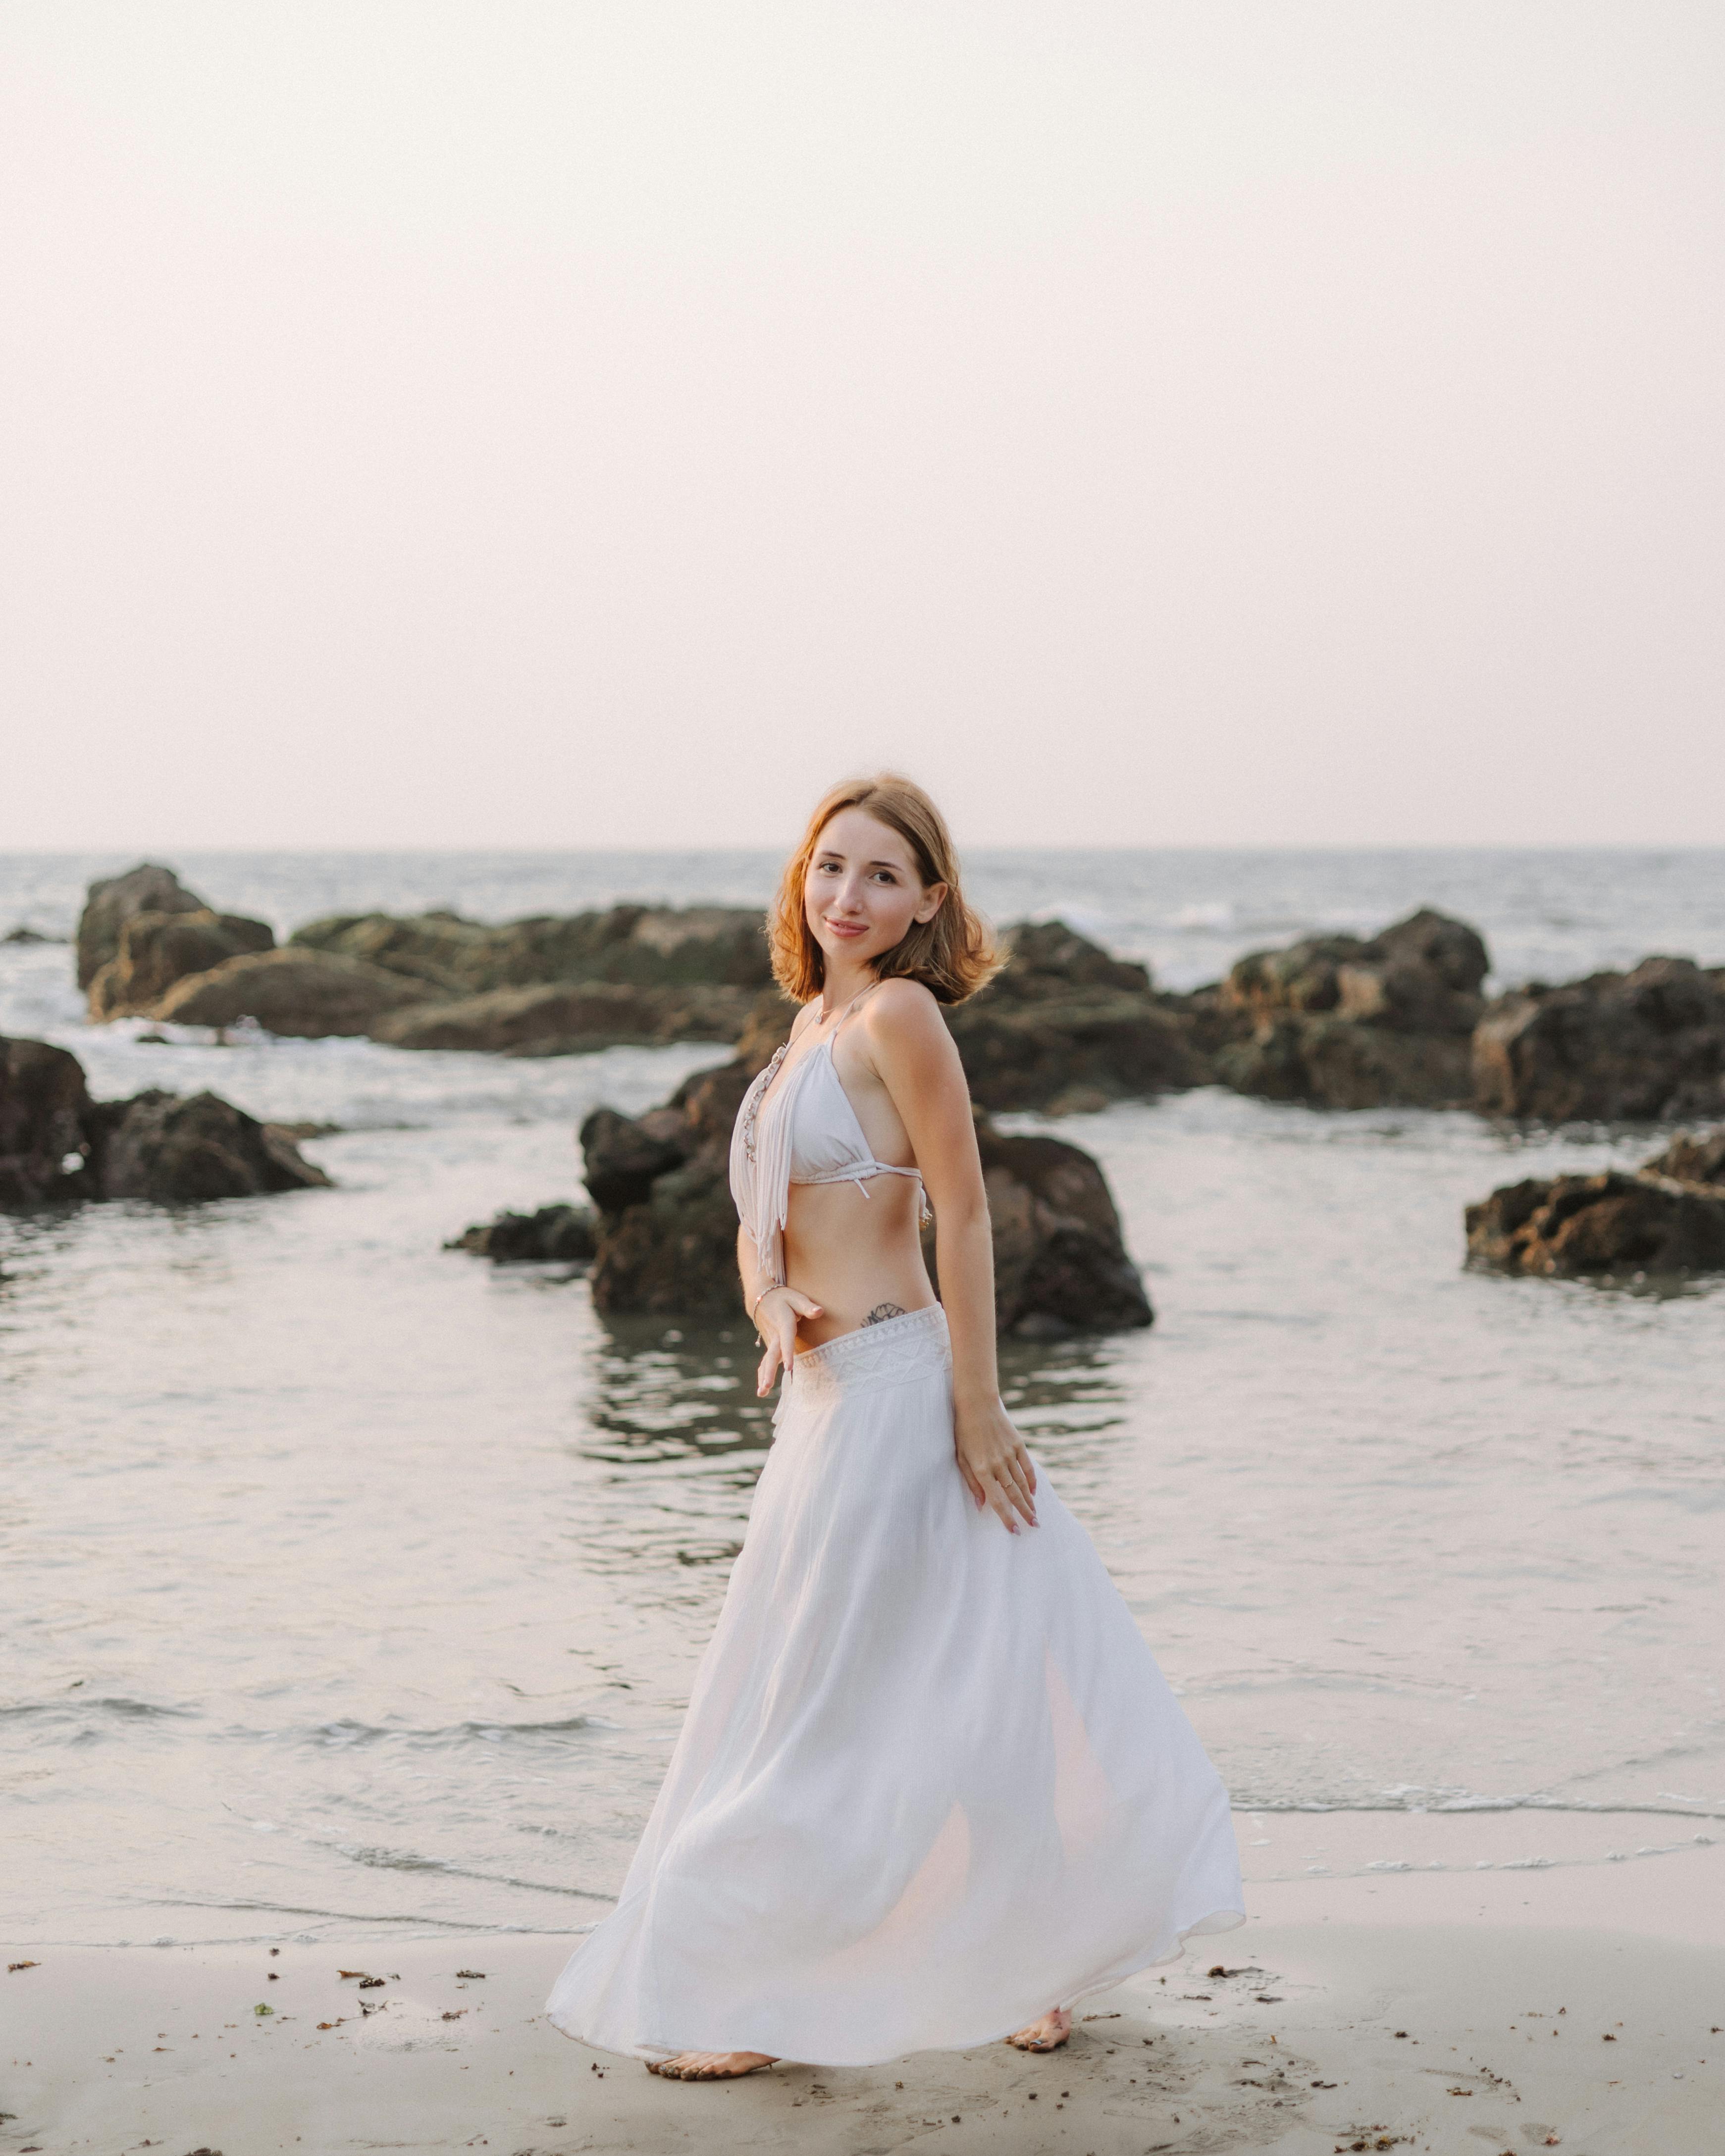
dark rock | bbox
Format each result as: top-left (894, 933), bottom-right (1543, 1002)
top-left (0, 1036), bottom-right (330, 1209)
top-left (91, 1090), bottom-right (331, 1203)
top-left (0, 1036), bottom-right (95, 1204)
top-left (3, 925), bottom-right (61, 944)
top-left (967, 1123), bottom-right (1153, 1335)
top-left (948, 992), bottom-right (1206, 1112)
top-left (585, 1151), bottom-right (746, 1320)
top-left (1465, 1169), bottom-right (1725, 1278)
top-left (1225, 909), bottom-right (1487, 1037)
top-left (1216, 1016), bottom-right (1473, 1110)
top-left (77, 864), bottom-right (207, 989)
top-left (578, 1105), bottom-right (694, 1214)
top-left (1215, 908), bottom-right (1490, 1108)
top-left (446, 1203), bottom-right (598, 1264)
top-left (291, 904), bottom-right (773, 996)
top-left (988, 920), bottom-right (1152, 1000)
top-left (88, 909), bottom-right (275, 1020)
top-left (1473, 957), bottom-right (1725, 1123)
top-left (944, 921), bottom-right (1196, 1110)
top-left (370, 980), bottom-right (755, 1056)
top-left (1641, 1127), bottom-right (1725, 1185)
top-left (151, 950), bottom-right (437, 1037)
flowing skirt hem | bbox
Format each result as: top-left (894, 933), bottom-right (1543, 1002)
top-left (545, 1901), bottom-right (1248, 2068)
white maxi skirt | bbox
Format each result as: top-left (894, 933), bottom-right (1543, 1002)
top-left (546, 1304), bottom-right (1243, 2067)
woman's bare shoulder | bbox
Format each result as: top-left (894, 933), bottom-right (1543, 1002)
top-left (862, 975), bottom-right (949, 1044)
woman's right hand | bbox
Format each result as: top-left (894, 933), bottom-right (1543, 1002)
top-left (754, 1286), bottom-right (824, 1396)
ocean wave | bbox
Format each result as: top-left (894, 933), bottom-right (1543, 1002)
top-left (329, 1843), bottom-right (613, 1900)
top-left (1233, 1792), bottom-right (1725, 1820)
top-left (301, 1715), bottom-right (616, 1751)
top-left (2, 1694), bottom-right (199, 1731)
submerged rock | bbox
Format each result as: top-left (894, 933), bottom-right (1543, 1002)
top-left (76, 863), bottom-right (207, 989)
top-left (1215, 908), bottom-right (1489, 1109)
top-left (446, 1203), bottom-right (597, 1264)
top-left (1465, 1168), bottom-right (1725, 1280)
top-left (3, 924), bottom-right (61, 944)
top-left (1466, 1123), bottom-right (1725, 1279)
top-left (371, 980), bottom-right (755, 1056)
top-left (1472, 957), bottom-right (1725, 1124)
top-left (0, 1034), bottom-right (329, 1208)
top-left (92, 1091), bottom-right (331, 1203)
top-left (88, 908), bottom-right (275, 1020)
top-left (151, 950), bottom-right (436, 1037)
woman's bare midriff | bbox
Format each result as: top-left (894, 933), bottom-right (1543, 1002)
top-left (780, 1173), bottom-right (937, 1347)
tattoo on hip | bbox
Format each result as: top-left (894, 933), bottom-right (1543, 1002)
top-left (862, 1302), bottom-right (907, 1326)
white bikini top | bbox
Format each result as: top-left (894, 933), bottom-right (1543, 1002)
top-left (729, 989), bottom-right (931, 1288)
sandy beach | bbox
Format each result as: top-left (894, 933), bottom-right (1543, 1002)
top-left (9, 1816), bottom-right (1720, 2156)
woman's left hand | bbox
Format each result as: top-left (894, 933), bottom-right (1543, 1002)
top-left (954, 1398), bottom-right (1038, 1533)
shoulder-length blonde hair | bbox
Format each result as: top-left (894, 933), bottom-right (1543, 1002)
top-left (768, 772), bottom-right (1001, 1005)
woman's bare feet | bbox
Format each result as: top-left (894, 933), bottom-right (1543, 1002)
top-left (1005, 2006), bottom-right (1072, 2052)
top-left (646, 2050), bottom-right (776, 2080)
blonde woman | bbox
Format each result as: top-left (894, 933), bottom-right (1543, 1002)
top-left (547, 774), bottom-right (1242, 2078)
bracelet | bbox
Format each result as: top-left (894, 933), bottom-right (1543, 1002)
top-left (748, 1284), bottom-right (777, 1328)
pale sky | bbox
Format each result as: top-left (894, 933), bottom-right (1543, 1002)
top-left (2, 3), bottom-right (1722, 851)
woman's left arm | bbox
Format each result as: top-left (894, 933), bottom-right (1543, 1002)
top-left (865, 984), bottom-right (1038, 1534)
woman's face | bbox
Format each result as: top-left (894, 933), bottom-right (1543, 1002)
top-left (803, 808), bottom-right (947, 980)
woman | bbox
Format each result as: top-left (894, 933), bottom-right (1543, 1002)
top-left (547, 774), bottom-right (1242, 2078)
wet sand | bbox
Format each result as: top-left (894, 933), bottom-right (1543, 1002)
top-left (8, 1821), bottom-right (1720, 2155)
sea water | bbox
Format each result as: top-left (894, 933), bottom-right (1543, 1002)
top-left (2, 849), bottom-right (1721, 1944)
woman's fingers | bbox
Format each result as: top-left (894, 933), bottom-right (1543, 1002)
top-left (756, 1337), bottom-right (783, 1396)
top-left (958, 1448), bottom-right (1039, 1531)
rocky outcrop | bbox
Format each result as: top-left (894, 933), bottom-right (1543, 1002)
top-left (0, 1037), bottom-right (94, 1204)
top-left (941, 919), bottom-right (1200, 1112)
top-left (572, 1056), bottom-right (1152, 1334)
top-left (1215, 908), bottom-right (1489, 1108)
top-left (445, 1203), bottom-right (597, 1263)
top-left (370, 980), bottom-right (757, 1056)
top-left (963, 1123), bottom-right (1152, 1334)
top-left (151, 950), bottom-right (437, 1037)
top-left (0, 1035), bottom-right (328, 1207)
top-left (950, 993), bottom-right (1206, 1114)
top-left (88, 909), bottom-right (275, 1020)
top-left (1472, 958), bottom-right (1725, 1124)
top-left (991, 920), bottom-right (1153, 998)
top-left (76, 864), bottom-right (208, 989)
top-left (91, 1090), bottom-right (331, 1202)
top-left (292, 904), bottom-right (774, 996)
top-left (1465, 1166), bottom-right (1725, 1280)
top-left (580, 1062), bottom-right (758, 1320)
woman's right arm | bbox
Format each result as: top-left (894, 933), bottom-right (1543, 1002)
top-left (737, 1216), bottom-right (822, 1400)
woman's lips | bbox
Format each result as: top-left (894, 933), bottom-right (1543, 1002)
top-left (825, 919), bottom-right (868, 937)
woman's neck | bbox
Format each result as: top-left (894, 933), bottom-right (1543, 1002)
top-left (817, 958), bottom-right (877, 1017)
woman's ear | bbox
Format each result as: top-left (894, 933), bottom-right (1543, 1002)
top-left (914, 882), bottom-right (949, 926)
